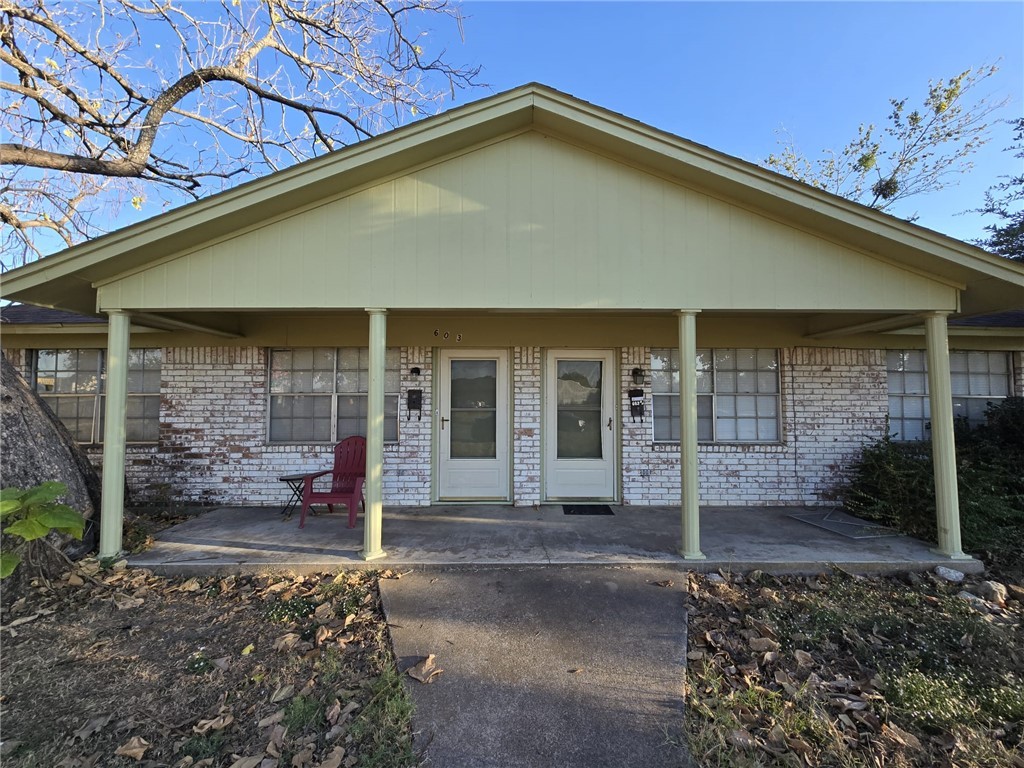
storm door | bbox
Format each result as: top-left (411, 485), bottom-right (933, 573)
top-left (437, 350), bottom-right (510, 500)
top-left (543, 350), bottom-right (616, 500)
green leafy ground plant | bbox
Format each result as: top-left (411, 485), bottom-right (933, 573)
top-left (0, 482), bottom-right (85, 578)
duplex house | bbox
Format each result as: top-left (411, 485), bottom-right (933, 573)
top-left (3, 84), bottom-right (1022, 562)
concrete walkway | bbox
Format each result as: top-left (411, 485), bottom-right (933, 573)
top-left (132, 504), bottom-right (983, 575)
top-left (379, 566), bottom-right (694, 768)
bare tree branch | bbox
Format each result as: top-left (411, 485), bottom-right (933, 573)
top-left (0, 0), bottom-right (480, 269)
top-left (764, 66), bottom-right (1006, 218)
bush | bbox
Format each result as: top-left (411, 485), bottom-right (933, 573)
top-left (842, 398), bottom-right (1024, 580)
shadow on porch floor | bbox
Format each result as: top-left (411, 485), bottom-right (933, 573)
top-left (130, 505), bottom-right (984, 576)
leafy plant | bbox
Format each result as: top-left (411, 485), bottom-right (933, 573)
top-left (841, 398), bottom-right (1024, 580)
top-left (0, 482), bottom-right (85, 579)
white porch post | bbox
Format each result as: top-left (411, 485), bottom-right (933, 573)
top-left (678, 310), bottom-right (705, 560)
top-left (98, 310), bottom-right (130, 560)
top-left (923, 312), bottom-right (970, 559)
top-left (362, 308), bottom-right (387, 561)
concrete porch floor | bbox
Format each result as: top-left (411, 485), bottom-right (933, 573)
top-left (130, 504), bottom-right (983, 575)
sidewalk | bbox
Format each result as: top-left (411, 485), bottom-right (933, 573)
top-left (379, 566), bottom-right (696, 768)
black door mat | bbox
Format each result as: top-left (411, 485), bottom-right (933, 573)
top-left (788, 510), bottom-right (898, 539)
top-left (563, 504), bottom-right (614, 516)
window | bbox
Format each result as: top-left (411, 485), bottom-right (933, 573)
top-left (651, 348), bottom-right (780, 443)
top-left (268, 348), bottom-right (400, 443)
top-left (887, 350), bottom-right (1013, 440)
top-left (32, 349), bottom-right (162, 443)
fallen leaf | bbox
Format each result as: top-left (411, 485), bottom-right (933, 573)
top-left (316, 746), bottom-right (346, 768)
top-left (291, 746), bottom-right (314, 767)
top-left (274, 633), bottom-right (300, 652)
top-left (786, 736), bottom-right (812, 754)
top-left (337, 701), bottom-right (359, 722)
top-left (794, 649), bottom-right (814, 667)
top-left (228, 758), bottom-right (263, 768)
top-left (567, 667), bottom-right (583, 674)
top-left (212, 657), bottom-right (231, 671)
top-left (267, 724), bottom-right (287, 756)
top-left (727, 729), bottom-right (757, 749)
top-left (314, 602), bottom-right (334, 621)
top-left (749, 637), bottom-right (780, 653)
top-left (883, 723), bottom-right (922, 750)
top-left (113, 595), bottom-right (144, 611)
top-left (179, 578), bottom-right (202, 592)
top-left (194, 712), bottom-right (233, 734)
top-left (686, 650), bottom-right (705, 661)
top-left (73, 713), bottom-right (114, 741)
top-left (258, 710), bottom-right (285, 728)
top-left (270, 684), bottom-right (294, 703)
top-left (653, 579), bottom-right (674, 588)
top-left (68, 574), bottom-right (85, 587)
top-left (407, 654), bottom-right (443, 683)
top-left (325, 699), bottom-right (341, 725)
top-left (241, 644), bottom-right (255, 656)
top-left (114, 736), bottom-right (150, 761)
top-left (767, 724), bottom-right (787, 747)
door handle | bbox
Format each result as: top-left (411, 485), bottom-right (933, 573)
top-left (607, 417), bottom-right (613, 431)
top-left (441, 416), bottom-right (448, 430)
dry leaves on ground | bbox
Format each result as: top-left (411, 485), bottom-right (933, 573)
top-left (0, 561), bottom-right (415, 767)
top-left (684, 569), bottom-right (1024, 768)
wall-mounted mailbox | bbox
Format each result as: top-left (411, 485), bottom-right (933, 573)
top-left (628, 388), bottom-right (645, 422)
top-left (407, 389), bottom-right (423, 419)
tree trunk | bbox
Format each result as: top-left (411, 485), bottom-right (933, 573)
top-left (1, 352), bottom-right (101, 592)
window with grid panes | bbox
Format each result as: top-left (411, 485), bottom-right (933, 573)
top-left (268, 348), bottom-right (400, 443)
top-left (651, 348), bottom-right (780, 443)
top-left (32, 349), bottom-right (162, 443)
top-left (887, 350), bottom-right (1013, 440)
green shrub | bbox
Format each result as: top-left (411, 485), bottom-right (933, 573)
top-left (0, 482), bottom-right (85, 579)
top-left (842, 398), bottom-right (1024, 579)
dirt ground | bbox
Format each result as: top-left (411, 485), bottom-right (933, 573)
top-left (0, 561), bottom-right (414, 768)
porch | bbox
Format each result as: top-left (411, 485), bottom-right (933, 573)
top-left (129, 505), bottom-right (983, 575)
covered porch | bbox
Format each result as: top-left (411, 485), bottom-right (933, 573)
top-left (129, 504), bottom-right (984, 576)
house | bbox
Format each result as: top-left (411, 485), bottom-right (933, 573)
top-left (2, 84), bottom-right (1022, 563)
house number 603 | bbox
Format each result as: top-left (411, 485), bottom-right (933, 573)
top-left (433, 329), bottom-right (463, 342)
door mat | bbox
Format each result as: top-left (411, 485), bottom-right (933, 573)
top-left (563, 504), bottom-right (614, 516)
top-left (788, 510), bottom-right (898, 539)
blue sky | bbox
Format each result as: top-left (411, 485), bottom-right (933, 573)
top-left (428, 1), bottom-right (1023, 243)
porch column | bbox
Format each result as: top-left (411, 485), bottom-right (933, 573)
top-left (678, 310), bottom-right (705, 560)
top-left (98, 310), bottom-right (130, 560)
top-left (923, 312), bottom-right (969, 559)
top-left (362, 308), bottom-right (387, 561)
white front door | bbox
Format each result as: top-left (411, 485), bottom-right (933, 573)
top-left (544, 350), bottom-right (616, 500)
top-left (437, 349), bottom-right (510, 501)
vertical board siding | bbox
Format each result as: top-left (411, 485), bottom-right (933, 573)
top-left (100, 132), bottom-right (957, 312)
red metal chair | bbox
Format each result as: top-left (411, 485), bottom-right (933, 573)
top-left (298, 436), bottom-right (366, 529)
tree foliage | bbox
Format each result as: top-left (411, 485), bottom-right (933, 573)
top-left (0, 0), bottom-right (478, 268)
top-left (765, 66), bottom-right (1004, 216)
top-left (974, 117), bottom-right (1024, 261)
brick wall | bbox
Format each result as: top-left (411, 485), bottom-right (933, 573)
top-left (512, 346), bottom-right (542, 506)
top-left (622, 347), bottom-right (890, 506)
top-left (4, 342), bottom-right (1020, 509)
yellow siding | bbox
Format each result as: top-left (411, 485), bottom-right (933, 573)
top-left (98, 132), bottom-right (957, 312)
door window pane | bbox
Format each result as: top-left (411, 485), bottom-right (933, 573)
top-left (556, 360), bottom-right (603, 458)
top-left (449, 360), bottom-right (497, 458)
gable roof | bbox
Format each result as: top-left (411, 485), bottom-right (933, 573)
top-left (2, 83), bottom-right (1022, 316)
